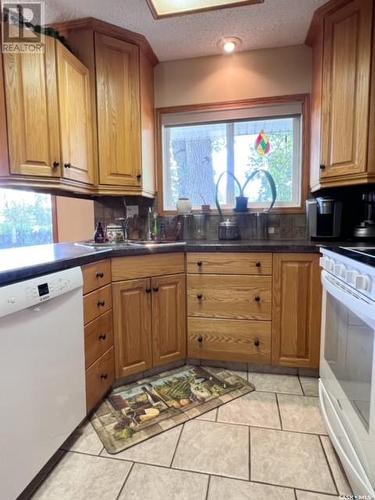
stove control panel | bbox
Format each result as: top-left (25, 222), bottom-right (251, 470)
top-left (320, 249), bottom-right (375, 300)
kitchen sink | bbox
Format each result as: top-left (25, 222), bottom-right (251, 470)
top-left (75, 240), bottom-right (185, 249)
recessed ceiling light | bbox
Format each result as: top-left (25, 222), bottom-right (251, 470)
top-left (146, 0), bottom-right (264, 19)
top-left (218, 37), bottom-right (242, 54)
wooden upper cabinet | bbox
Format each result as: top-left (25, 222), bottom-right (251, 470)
top-left (57, 43), bottom-right (94, 185)
top-left (320, 0), bottom-right (373, 179)
top-left (95, 33), bottom-right (141, 187)
top-left (2, 35), bottom-right (60, 177)
top-left (113, 278), bottom-right (152, 378)
top-left (152, 274), bottom-right (186, 367)
top-left (272, 254), bottom-right (322, 369)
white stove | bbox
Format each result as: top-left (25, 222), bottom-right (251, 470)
top-left (320, 247), bottom-right (375, 498)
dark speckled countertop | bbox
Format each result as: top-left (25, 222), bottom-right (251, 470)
top-left (0, 239), bottom-right (340, 287)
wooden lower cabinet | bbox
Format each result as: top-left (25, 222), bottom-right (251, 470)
top-left (86, 347), bottom-right (115, 413)
top-left (188, 317), bottom-right (271, 364)
top-left (272, 253), bottom-right (322, 368)
top-left (113, 273), bottom-right (187, 378)
top-left (152, 274), bottom-right (186, 367)
top-left (113, 278), bottom-right (152, 378)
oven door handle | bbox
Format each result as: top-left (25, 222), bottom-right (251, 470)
top-left (322, 271), bottom-right (375, 323)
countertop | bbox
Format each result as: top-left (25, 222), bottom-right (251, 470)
top-left (0, 239), bottom-right (332, 287)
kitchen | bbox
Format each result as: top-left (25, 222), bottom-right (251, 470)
top-left (0, 0), bottom-right (374, 499)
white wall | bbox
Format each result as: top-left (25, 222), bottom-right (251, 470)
top-left (154, 45), bottom-right (312, 108)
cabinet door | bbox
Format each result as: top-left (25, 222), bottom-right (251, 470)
top-left (95, 33), bottom-right (141, 187)
top-left (3, 34), bottom-right (60, 177)
top-left (113, 278), bottom-right (152, 378)
top-left (152, 274), bottom-right (186, 367)
top-left (320, 0), bottom-right (373, 179)
top-left (272, 254), bottom-right (322, 368)
top-left (57, 42), bottom-right (94, 185)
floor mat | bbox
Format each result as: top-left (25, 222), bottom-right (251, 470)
top-left (91, 365), bottom-right (254, 454)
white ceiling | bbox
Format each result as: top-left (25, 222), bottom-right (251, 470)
top-left (44, 0), bottom-right (327, 62)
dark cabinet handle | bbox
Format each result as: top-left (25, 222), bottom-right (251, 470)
top-left (100, 374), bottom-right (108, 380)
top-left (136, 174), bottom-right (142, 181)
top-left (145, 288), bottom-right (152, 294)
top-left (98, 334), bottom-right (107, 341)
top-left (197, 293), bottom-right (203, 300)
top-left (153, 287), bottom-right (159, 292)
top-left (64, 162), bottom-right (72, 169)
top-left (197, 261), bottom-right (202, 267)
top-left (52, 161), bottom-right (60, 169)
top-left (255, 262), bottom-right (261, 268)
top-left (197, 336), bottom-right (203, 343)
top-left (254, 338), bottom-right (260, 347)
top-left (320, 164), bottom-right (326, 170)
top-left (96, 272), bottom-right (104, 278)
top-left (97, 300), bottom-right (105, 307)
top-left (254, 296), bottom-right (261, 302)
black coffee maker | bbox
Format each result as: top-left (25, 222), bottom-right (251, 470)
top-left (353, 191), bottom-right (375, 239)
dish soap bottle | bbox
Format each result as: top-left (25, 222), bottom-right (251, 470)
top-left (94, 222), bottom-right (105, 243)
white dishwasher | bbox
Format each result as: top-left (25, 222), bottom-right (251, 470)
top-left (0, 267), bottom-right (86, 500)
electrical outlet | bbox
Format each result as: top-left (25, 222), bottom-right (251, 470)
top-left (127, 205), bottom-right (139, 217)
top-left (268, 226), bottom-right (275, 234)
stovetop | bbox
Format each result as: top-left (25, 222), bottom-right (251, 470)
top-left (342, 247), bottom-right (375, 258)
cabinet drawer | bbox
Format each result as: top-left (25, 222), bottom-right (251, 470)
top-left (188, 317), bottom-right (271, 363)
top-left (188, 274), bottom-right (272, 320)
top-left (86, 347), bottom-right (114, 413)
top-left (111, 253), bottom-right (185, 281)
top-left (84, 285), bottom-right (112, 324)
top-left (84, 310), bottom-right (114, 369)
top-left (82, 260), bottom-right (111, 294)
top-left (187, 253), bottom-right (272, 275)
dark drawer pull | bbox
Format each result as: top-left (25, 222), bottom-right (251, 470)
top-left (254, 296), bottom-right (261, 302)
top-left (197, 336), bottom-right (203, 343)
top-left (153, 287), bottom-right (159, 292)
top-left (145, 288), bottom-right (152, 294)
top-left (320, 164), bottom-right (326, 170)
top-left (197, 261), bottom-right (202, 267)
top-left (255, 262), bottom-right (261, 268)
top-left (64, 162), bottom-right (72, 169)
top-left (197, 293), bottom-right (203, 300)
top-left (52, 161), bottom-right (60, 169)
top-left (100, 374), bottom-right (108, 380)
top-left (96, 272), bottom-right (104, 278)
top-left (98, 334), bottom-right (107, 341)
top-left (97, 300), bottom-right (105, 307)
top-left (254, 338), bottom-right (260, 347)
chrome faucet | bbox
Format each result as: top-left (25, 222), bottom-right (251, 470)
top-left (115, 198), bottom-right (129, 241)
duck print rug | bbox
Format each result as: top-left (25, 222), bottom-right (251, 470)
top-left (91, 365), bottom-right (254, 453)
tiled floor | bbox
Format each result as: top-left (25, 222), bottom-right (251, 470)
top-left (32, 370), bottom-right (352, 500)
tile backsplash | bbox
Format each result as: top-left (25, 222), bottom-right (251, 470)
top-left (93, 197), bottom-right (307, 241)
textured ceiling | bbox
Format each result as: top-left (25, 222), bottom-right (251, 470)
top-left (44, 0), bottom-right (327, 62)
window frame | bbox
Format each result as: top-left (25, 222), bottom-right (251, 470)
top-left (156, 94), bottom-right (310, 216)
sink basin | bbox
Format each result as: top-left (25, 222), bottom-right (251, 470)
top-left (75, 240), bottom-right (185, 250)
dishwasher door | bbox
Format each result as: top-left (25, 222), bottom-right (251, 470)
top-left (0, 268), bottom-right (86, 500)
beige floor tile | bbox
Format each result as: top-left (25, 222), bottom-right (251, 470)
top-left (300, 377), bottom-right (319, 397)
top-left (100, 426), bottom-right (182, 466)
top-left (62, 421), bottom-right (103, 455)
top-left (248, 373), bottom-right (303, 394)
top-left (250, 428), bottom-right (336, 493)
top-left (296, 492), bottom-right (339, 500)
top-left (196, 409), bottom-right (217, 421)
top-left (172, 419), bottom-right (249, 479)
top-left (278, 394), bottom-right (327, 434)
top-left (208, 476), bottom-right (295, 500)
top-left (32, 452), bottom-right (132, 500)
top-left (320, 436), bottom-right (352, 496)
top-left (119, 463), bottom-right (208, 500)
top-left (217, 391), bottom-right (281, 429)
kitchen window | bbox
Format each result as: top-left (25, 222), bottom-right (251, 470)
top-left (0, 189), bottom-right (55, 249)
top-left (160, 98), bottom-right (307, 212)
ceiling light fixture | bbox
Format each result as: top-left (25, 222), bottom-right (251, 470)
top-left (218, 37), bottom-right (242, 54)
top-left (146, 1), bottom-right (264, 19)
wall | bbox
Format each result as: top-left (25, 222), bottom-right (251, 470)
top-left (154, 45), bottom-right (312, 108)
top-left (55, 196), bottom-right (95, 243)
